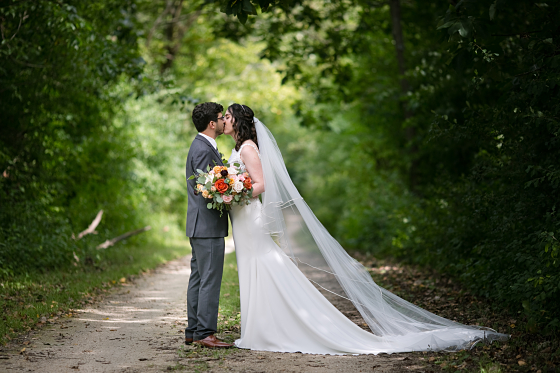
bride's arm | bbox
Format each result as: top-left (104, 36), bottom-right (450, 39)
top-left (240, 145), bottom-right (265, 196)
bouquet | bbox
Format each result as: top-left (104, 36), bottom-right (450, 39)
top-left (188, 163), bottom-right (253, 216)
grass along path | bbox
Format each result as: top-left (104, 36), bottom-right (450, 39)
top-left (0, 247), bottom-right (197, 372)
top-left (0, 238), bottom-right (190, 346)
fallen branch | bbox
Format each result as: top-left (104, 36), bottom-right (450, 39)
top-left (96, 226), bottom-right (152, 250)
top-left (74, 210), bottom-right (103, 240)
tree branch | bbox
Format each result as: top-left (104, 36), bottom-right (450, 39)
top-left (10, 57), bottom-right (50, 68)
top-left (74, 210), bottom-right (104, 240)
top-left (0, 11), bottom-right (26, 45)
top-left (0, 17), bottom-right (5, 41)
top-left (96, 226), bottom-right (152, 250)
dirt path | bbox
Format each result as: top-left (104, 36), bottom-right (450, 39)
top-left (0, 243), bottom-right (434, 373)
top-left (0, 255), bottom-right (193, 372)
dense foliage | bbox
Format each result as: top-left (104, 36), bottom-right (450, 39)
top-left (2, 0), bottom-right (559, 334)
top-left (413, 0), bottom-right (560, 331)
top-left (232, 0), bottom-right (560, 330)
top-left (0, 0), bottom-right (146, 273)
top-left (0, 0), bottom-right (300, 276)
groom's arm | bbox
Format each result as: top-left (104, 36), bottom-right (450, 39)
top-left (192, 148), bottom-right (219, 175)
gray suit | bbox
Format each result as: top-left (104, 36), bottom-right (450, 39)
top-left (185, 134), bottom-right (229, 341)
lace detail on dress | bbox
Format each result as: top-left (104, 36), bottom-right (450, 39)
top-left (239, 143), bottom-right (261, 159)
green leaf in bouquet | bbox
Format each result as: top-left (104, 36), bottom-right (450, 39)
top-left (208, 164), bottom-right (212, 170)
top-left (207, 203), bottom-right (213, 209)
top-left (234, 195), bottom-right (240, 201)
top-left (216, 196), bottom-right (223, 203)
top-left (197, 177), bottom-right (206, 184)
top-left (197, 169), bottom-right (204, 174)
top-left (234, 163), bottom-right (240, 167)
top-left (205, 182), bottom-right (212, 189)
top-left (187, 175), bottom-right (195, 180)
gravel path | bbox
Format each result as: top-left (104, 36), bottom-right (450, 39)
top-left (0, 255), bottom-right (192, 372)
top-left (0, 241), bottom-right (434, 372)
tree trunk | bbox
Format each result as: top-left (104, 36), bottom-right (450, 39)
top-left (158, 1), bottom-right (203, 74)
top-left (160, 0), bottom-right (184, 73)
top-left (389, 0), bottom-right (418, 188)
top-left (390, 0), bottom-right (409, 95)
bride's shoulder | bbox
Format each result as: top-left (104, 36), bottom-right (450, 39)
top-left (241, 139), bottom-right (257, 147)
top-left (239, 140), bottom-right (260, 158)
top-left (240, 140), bottom-right (258, 151)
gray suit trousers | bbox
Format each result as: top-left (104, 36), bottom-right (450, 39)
top-left (185, 237), bottom-right (225, 340)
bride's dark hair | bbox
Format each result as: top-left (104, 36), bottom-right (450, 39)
top-left (228, 103), bottom-right (258, 151)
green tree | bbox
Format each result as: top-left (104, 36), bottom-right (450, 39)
top-left (0, 0), bottom-right (143, 272)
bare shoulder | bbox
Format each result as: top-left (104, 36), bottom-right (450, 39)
top-left (240, 140), bottom-right (259, 154)
top-left (241, 139), bottom-right (257, 148)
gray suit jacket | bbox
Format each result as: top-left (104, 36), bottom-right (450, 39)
top-left (185, 135), bottom-right (229, 238)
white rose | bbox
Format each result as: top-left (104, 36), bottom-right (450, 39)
top-left (205, 174), bottom-right (214, 184)
top-left (228, 166), bottom-right (238, 175)
top-left (233, 181), bottom-right (244, 193)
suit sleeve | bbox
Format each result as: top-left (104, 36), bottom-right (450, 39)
top-left (192, 148), bottom-right (219, 175)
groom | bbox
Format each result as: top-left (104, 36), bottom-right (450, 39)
top-left (184, 102), bottom-right (232, 348)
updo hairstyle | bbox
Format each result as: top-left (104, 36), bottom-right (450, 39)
top-left (228, 103), bottom-right (258, 151)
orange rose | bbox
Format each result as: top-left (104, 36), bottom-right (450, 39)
top-left (215, 179), bottom-right (229, 194)
top-left (243, 177), bottom-right (252, 189)
top-left (213, 166), bottom-right (222, 175)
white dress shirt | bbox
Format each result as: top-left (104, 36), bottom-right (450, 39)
top-left (198, 133), bottom-right (217, 150)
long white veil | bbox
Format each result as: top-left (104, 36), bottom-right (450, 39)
top-left (254, 118), bottom-right (508, 351)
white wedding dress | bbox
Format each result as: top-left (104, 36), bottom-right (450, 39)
top-left (227, 122), bottom-right (508, 355)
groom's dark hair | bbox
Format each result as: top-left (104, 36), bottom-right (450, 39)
top-left (192, 102), bottom-right (224, 132)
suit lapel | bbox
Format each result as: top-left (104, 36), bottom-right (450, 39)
top-left (195, 134), bottom-right (224, 165)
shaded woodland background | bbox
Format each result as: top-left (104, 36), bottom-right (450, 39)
top-left (1, 0), bottom-right (559, 333)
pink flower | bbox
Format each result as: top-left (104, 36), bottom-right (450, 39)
top-left (238, 174), bottom-right (245, 181)
top-left (222, 195), bottom-right (233, 204)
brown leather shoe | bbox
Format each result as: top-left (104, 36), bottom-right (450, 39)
top-left (193, 335), bottom-right (233, 348)
top-left (185, 337), bottom-right (193, 345)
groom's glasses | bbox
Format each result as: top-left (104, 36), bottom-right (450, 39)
top-left (215, 115), bottom-right (225, 122)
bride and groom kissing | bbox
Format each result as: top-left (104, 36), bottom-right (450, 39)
top-left (184, 102), bottom-right (508, 354)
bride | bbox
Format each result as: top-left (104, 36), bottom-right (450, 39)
top-left (222, 103), bottom-right (508, 355)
